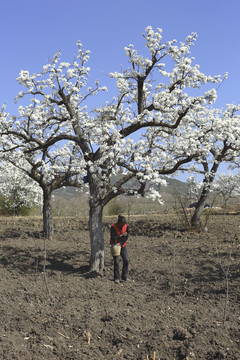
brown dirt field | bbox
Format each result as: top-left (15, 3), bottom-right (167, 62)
top-left (0, 213), bottom-right (240, 360)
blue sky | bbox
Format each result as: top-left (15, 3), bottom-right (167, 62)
top-left (1, 0), bottom-right (239, 180)
top-left (1, 0), bottom-right (239, 107)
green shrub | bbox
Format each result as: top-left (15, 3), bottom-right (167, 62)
top-left (0, 195), bottom-right (32, 216)
top-left (107, 198), bottom-right (124, 216)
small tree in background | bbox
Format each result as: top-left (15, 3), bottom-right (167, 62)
top-left (212, 172), bottom-right (240, 212)
top-left (0, 161), bottom-right (42, 215)
top-left (3, 145), bottom-right (84, 238)
top-left (186, 176), bottom-right (202, 205)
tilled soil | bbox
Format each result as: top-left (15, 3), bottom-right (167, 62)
top-left (0, 213), bottom-right (240, 360)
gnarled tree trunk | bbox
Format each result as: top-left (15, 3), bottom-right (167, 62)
top-left (42, 188), bottom-right (53, 239)
top-left (88, 173), bottom-right (105, 273)
top-left (191, 163), bottom-right (220, 229)
top-left (190, 189), bottom-right (209, 229)
top-left (89, 201), bottom-right (104, 272)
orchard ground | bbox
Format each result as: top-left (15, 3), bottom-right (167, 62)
top-left (0, 212), bottom-right (240, 360)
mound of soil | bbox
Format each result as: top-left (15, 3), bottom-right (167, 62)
top-left (0, 214), bottom-right (240, 359)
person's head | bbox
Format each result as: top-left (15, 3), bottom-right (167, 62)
top-left (117, 215), bottom-right (126, 228)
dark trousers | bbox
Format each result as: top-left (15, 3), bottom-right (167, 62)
top-left (113, 246), bottom-right (129, 281)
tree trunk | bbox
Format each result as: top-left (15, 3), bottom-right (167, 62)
top-left (191, 163), bottom-right (220, 229)
top-left (191, 184), bottom-right (210, 229)
top-left (42, 188), bottom-right (53, 239)
top-left (89, 201), bottom-right (105, 272)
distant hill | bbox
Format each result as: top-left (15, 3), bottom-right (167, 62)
top-left (164, 177), bottom-right (189, 194)
top-left (53, 176), bottom-right (188, 198)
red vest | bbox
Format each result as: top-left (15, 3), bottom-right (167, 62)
top-left (110, 223), bottom-right (127, 247)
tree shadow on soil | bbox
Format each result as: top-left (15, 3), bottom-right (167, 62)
top-left (0, 230), bottom-right (23, 240)
top-left (45, 256), bottom-right (100, 278)
top-left (0, 246), bottom-right (95, 277)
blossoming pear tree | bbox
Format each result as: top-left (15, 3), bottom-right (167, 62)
top-left (1, 27), bottom-right (224, 271)
top-left (212, 171), bottom-right (240, 210)
top-left (0, 160), bottom-right (42, 215)
top-left (0, 105), bottom-right (86, 237)
top-left (1, 139), bottom-right (85, 238)
top-left (183, 104), bottom-right (240, 228)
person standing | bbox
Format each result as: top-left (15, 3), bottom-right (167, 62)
top-left (110, 215), bottom-right (129, 284)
